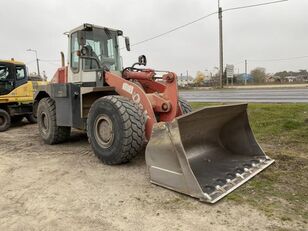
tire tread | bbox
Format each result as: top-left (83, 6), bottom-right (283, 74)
top-left (179, 97), bottom-right (192, 114)
top-left (38, 98), bottom-right (71, 144)
top-left (87, 96), bottom-right (145, 165)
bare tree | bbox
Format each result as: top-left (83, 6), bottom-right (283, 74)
top-left (194, 71), bottom-right (205, 86)
top-left (251, 67), bottom-right (266, 84)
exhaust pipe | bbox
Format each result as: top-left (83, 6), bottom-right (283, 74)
top-left (145, 104), bottom-right (274, 203)
top-left (60, 51), bottom-right (65, 67)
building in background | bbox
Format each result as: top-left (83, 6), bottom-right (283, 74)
top-left (236, 74), bottom-right (253, 84)
top-left (177, 74), bottom-right (194, 87)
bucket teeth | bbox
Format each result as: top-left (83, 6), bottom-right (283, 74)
top-left (202, 157), bottom-right (265, 194)
top-left (205, 158), bottom-right (274, 202)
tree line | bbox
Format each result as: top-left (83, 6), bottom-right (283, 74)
top-left (190, 68), bottom-right (308, 87)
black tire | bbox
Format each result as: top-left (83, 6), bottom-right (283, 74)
top-left (0, 109), bottom-right (11, 132)
top-left (11, 115), bottom-right (24, 123)
top-left (26, 114), bottom-right (37, 123)
top-left (37, 98), bottom-right (71, 144)
top-left (87, 96), bottom-right (145, 165)
top-left (178, 97), bottom-right (192, 114)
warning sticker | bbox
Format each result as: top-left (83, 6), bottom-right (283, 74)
top-left (122, 83), bottom-right (134, 95)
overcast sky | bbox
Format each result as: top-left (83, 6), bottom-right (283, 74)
top-left (1, 0), bottom-right (307, 78)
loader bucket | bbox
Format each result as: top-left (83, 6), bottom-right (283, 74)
top-left (145, 104), bottom-right (274, 203)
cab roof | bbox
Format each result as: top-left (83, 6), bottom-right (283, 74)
top-left (0, 59), bottom-right (25, 65)
top-left (68, 23), bottom-right (123, 36)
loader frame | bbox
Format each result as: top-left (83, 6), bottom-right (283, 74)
top-left (35, 83), bottom-right (116, 130)
top-left (35, 69), bottom-right (182, 139)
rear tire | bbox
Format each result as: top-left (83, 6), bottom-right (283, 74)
top-left (87, 96), bottom-right (145, 165)
top-left (0, 109), bottom-right (11, 132)
top-left (37, 98), bottom-right (71, 144)
top-left (179, 97), bottom-right (192, 114)
top-left (26, 114), bottom-right (37, 123)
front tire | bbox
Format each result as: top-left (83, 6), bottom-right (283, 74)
top-left (37, 98), bottom-right (71, 144)
top-left (87, 96), bottom-right (145, 165)
top-left (0, 109), bottom-right (11, 132)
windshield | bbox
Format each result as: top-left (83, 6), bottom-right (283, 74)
top-left (83, 28), bottom-right (121, 71)
top-left (0, 64), bottom-right (14, 95)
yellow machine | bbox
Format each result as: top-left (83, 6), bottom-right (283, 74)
top-left (0, 59), bottom-right (46, 131)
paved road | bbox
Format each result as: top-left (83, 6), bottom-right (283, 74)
top-left (180, 88), bottom-right (308, 103)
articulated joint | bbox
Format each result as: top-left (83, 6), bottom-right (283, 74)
top-left (162, 73), bottom-right (175, 83)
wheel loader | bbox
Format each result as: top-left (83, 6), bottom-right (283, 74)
top-left (0, 59), bottom-right (46, 132)
top-left (35, 23), bottom-right (274, 203)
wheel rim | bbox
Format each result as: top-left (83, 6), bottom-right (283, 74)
top-left (94, 114), bottom-right (114, 148)
top-left (0, 116), bottom-right (4, 126)
top-left (40, 112), bottom-right (49, 134)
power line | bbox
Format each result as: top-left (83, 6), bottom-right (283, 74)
top-left (127, 0), bottom-right (288, 48)
top-left (232, 61), bottom-right (245, 65)
top-left (130, 11), bottom-right (218, 47)
top-left (249, 55), bottom-right (308, 62)
top-left (223, 0), bottom-right (288, 13)
top-left (39, 60), bottom-right (60, 66)
top-left (25, 59), bottom-right (36, 65)
top-left (40, 59), bottom-right (60, 62)
top-left (231, 55), bottom-right (308, 66)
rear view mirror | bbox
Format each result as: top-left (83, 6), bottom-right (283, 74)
top-left (125, 37), bottom-right (131, 51)
top-left (138, 55), bottom-right (147, 66)
top-left (80, 46), bottom-right (89, 56)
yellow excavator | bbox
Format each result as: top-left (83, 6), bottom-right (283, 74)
top-left (0, 59), bottom-right (46, 131)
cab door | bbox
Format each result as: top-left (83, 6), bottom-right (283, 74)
top-left (15, 65), bottom-right (27, 88)
top-left (13, 65), bottom-right (32, 101)
top-left (0, 63), bottom-right (15, 96)
top-left (68, 31), bottom-right (82, 83)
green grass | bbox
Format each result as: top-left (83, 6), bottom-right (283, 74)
top-left (191, 103), bottom-right (308, 224)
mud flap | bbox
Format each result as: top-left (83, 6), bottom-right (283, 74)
top-left (145, 104), bottom-right (274, 203)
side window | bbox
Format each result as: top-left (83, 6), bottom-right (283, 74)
top-left (83, 40), bottom-right (100, 71)
top-left (107, 39), bottom-right (116, 70)
top-left (15, 66), bottom-right (26, 80)
top-left (0, 65), bottom-right (10, 81)
top-left (107, 39), bottom-right (114, 59)
top-left (71, 32), bottom-right (79, 72)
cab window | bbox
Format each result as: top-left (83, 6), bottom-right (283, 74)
top-left (0, 65), bottom-right (10, 81)
top-left (82, 28), bottom-right (120, 71)
top-left (15, 66), bottom-right (26, 80)
top-left (0, 65), bottom-right (13, 95)
top-left (71, 32), bottom-right (80, 72)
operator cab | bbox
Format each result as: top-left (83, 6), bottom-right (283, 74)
top-left (67, 24), bottom-right (130, 85)
top-left (0, 60), bottom-right (27, 95)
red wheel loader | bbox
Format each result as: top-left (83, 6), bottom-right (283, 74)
top-left (35, 24), bottom-right (274, 203)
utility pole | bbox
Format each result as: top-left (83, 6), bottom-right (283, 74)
top-left (245, 59), bottom-right (248, 85)
top-left (218, 0), bottom-right (224, 88)
top-left (27, 49), bottom-right (40, 77)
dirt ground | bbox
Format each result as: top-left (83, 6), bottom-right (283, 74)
top-left (0, 122), bottom-right (304, 231)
